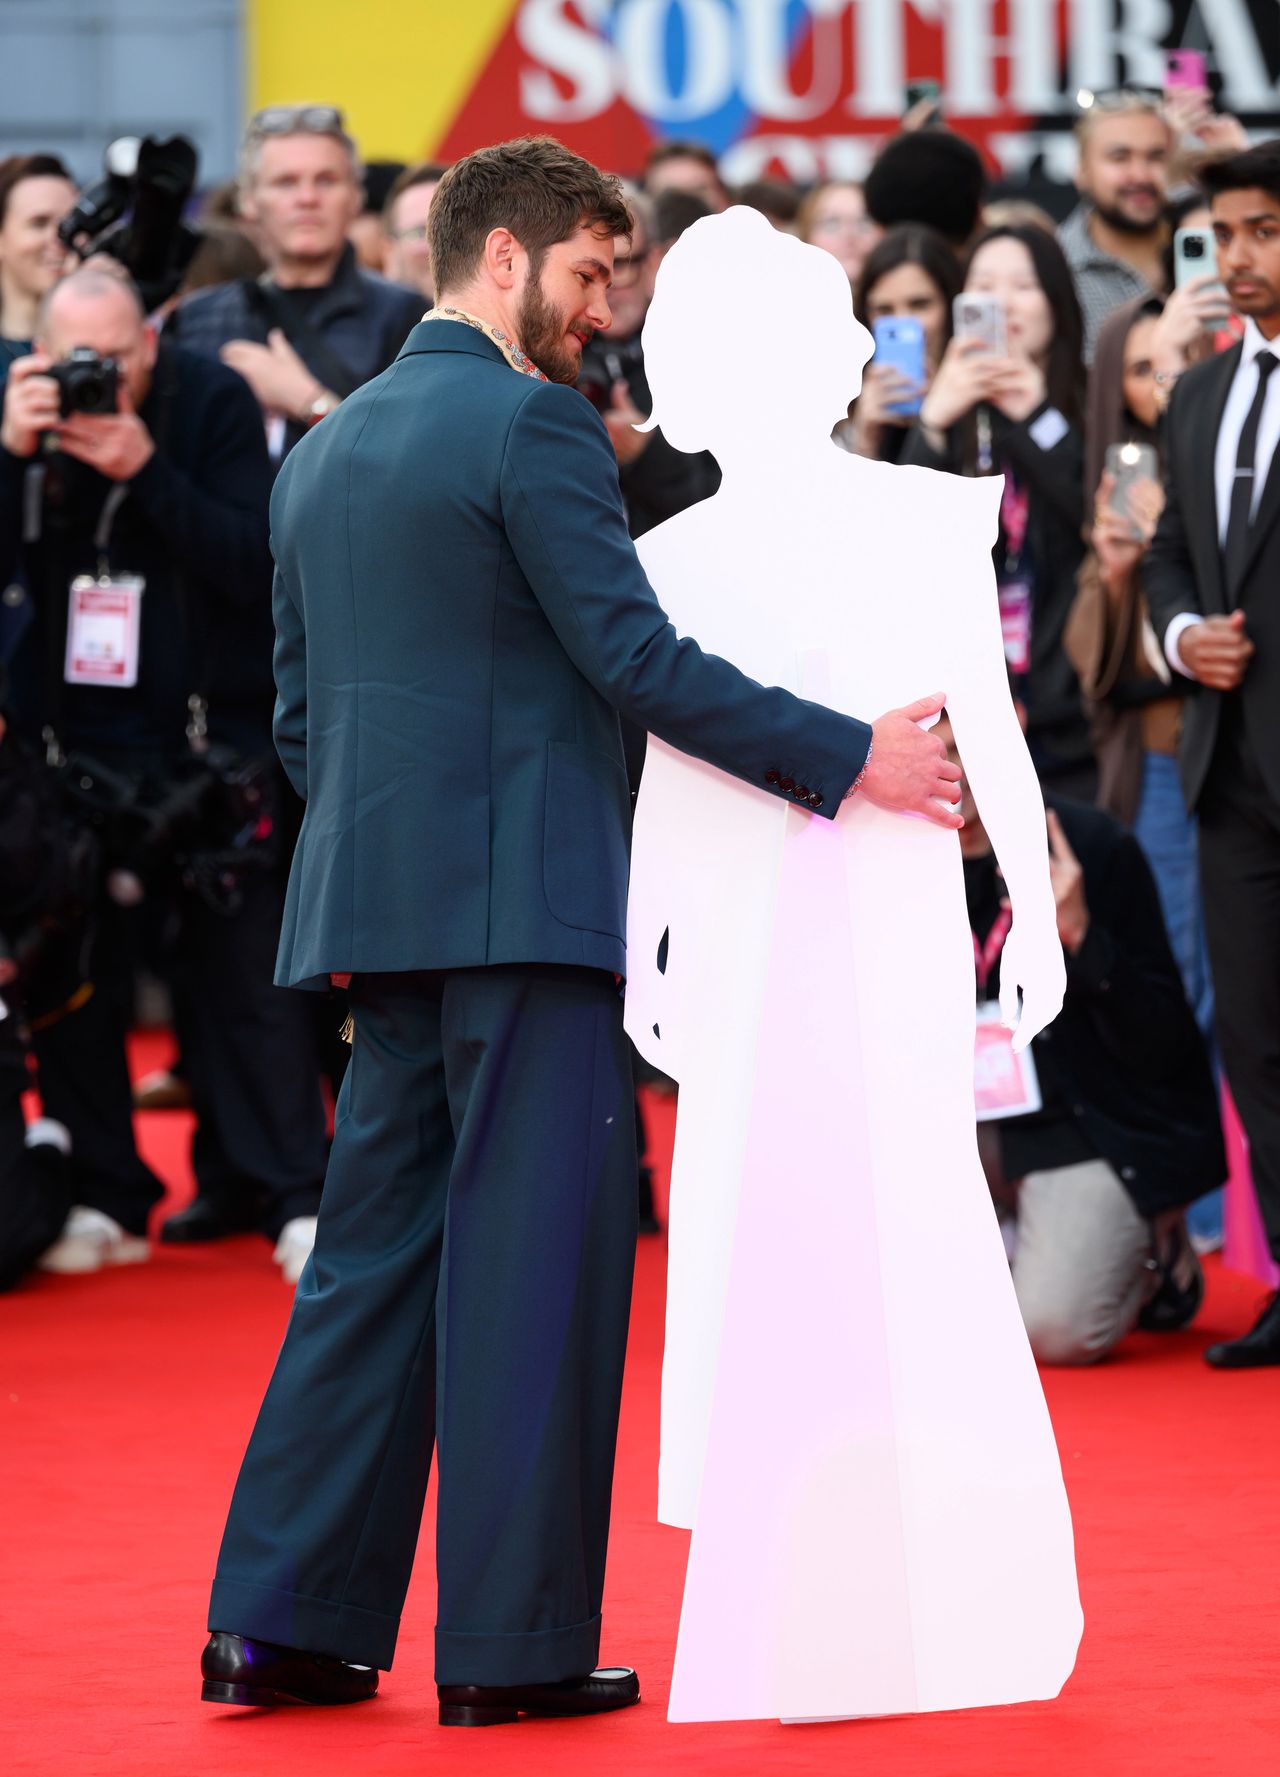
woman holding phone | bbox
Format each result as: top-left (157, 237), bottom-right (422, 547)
top-left (847, 223), bottom-right (960, 462)
top-left (903, 224), bottom-right (1094, 797)
top-left (1065, 277), bottom-right (1229, 1290)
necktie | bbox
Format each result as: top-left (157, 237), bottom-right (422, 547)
top-left (1224, 347), bottom-right (1278, 601)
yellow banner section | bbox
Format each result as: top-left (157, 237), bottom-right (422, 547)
top-left (247, 0), bottom-right (514, 162)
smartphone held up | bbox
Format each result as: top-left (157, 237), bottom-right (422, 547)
top-left (953, 293), bottom-right (1008, 359)
top-left (1164, 49), bottom-right (1207, 94)
top-left (1173, 227), bottom-right (1229, 328)
top-left (871, 316), bottom-right (926, 417)
top-left (1105, 441), bottom-right (1159, 539)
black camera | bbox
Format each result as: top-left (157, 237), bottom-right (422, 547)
top-left (577, 347), bottom-right (626, 414)
top-left (49, 348), bottom-right (120, 417)
top-left (58, 135), bottom-right (200, 311)
top-left (57, 746), bottom-right (278, 916)
top-left (0, 730), bottom-right (100, 995)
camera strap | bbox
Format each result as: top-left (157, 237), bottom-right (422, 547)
top-left (92, 486), bottom-right (129, 575)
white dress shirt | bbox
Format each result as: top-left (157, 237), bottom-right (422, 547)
top-left (1166, 318), bottom-right (1280, 675)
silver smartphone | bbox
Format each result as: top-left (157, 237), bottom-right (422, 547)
top-left (1173, 225), bottom-right (1227, 325)
top-left (1105, 441), bottom-right (1159, 538)
top-left (953, 292), bottom-right (1007, 357)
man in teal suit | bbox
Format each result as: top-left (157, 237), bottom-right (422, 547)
top-left (201, 137), bottom-right (962, 1728)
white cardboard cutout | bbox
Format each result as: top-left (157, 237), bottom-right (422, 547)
top-left (624, 208), bottom-right (1081, 1725)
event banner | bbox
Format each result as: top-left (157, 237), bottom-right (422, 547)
top-left (249, 1), bottom-right (1280, 180)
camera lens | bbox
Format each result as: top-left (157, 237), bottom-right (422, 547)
top-left (1185, 237), bottom-right (1205, 258)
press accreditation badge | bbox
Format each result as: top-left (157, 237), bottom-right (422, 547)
top-left (997, 577), bottom-right (1031, 675)
top-left (974, 1001), bottom-right (1042, 1122)
top-left (65, 574), bottom-right (144, 688)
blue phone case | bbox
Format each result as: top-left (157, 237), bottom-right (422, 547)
top-left (871, 317), bottom-right (925, 417)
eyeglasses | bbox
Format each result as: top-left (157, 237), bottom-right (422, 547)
top-left (810, 214), bottom-right (878, 238)
top-left (611, 247), bottom-right (651, 287)
top-left (247, 104), bottom-right (347, 138)
top-left (392, 223), bottom-right (430, 244)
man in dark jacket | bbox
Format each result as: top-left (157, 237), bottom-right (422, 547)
top-left (942, 713), bottom-right (1224, 1363)
top-left (0, 267), bottom-right (328, 1275)
top-left (168, 105), bottom-right (423, 465)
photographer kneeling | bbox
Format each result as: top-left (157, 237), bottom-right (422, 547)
top-left (0, 266), bottom-right (327, 1278)
top-left (941, 709), bottom-right (1225, 1362)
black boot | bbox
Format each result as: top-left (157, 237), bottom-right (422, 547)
top-left (1204, 1292), bottom-right (1280, 1369)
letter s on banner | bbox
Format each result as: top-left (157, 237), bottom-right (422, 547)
top-left (518, 0), bottom-right (616, 122)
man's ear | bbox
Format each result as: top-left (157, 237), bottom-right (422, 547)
top-left (483, 227), bottom-right (523, 290)
top-left (141, 321), bottom-right (159, 374)
top-left (239, 185), bottom-right (260, 226)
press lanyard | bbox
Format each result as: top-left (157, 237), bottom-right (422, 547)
top-left (93, 484), bottom-right (129, 576)
top-left (977, 405), bottom-right (993, 475)
top-left (999, 473), bottom-right (1029, 574)
top-left (973, 905), bottom-right (1013, 992)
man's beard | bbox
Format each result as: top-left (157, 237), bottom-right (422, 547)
top-left (1091, 193), bottom-right (1163, 238)
top-left (516, 270), bottom-right (587, 384)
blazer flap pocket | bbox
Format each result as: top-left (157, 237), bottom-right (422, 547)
top-left (543, 740), bottom-right (631, 938)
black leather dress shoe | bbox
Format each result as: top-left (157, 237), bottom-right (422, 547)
top-left (161, 1200), bottom-right (258, 1244)
top-left (1205, 1292), bottom-right (1280, 1369)
top-left (438, 1666), bottom-right (640, 1727)
top-left (201, 1632), bottom-right (378, 1706)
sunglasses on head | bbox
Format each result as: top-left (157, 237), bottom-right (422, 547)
top-left (248, 105), bottom-right (347, 137)
top-left (1076, 86), bottom-right (1165, 113)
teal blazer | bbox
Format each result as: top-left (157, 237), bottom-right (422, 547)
top-left (272, 320), bottom-right (871, 987)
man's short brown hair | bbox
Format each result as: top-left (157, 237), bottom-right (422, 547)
top-left (428, 136), bottom-right (631, 298)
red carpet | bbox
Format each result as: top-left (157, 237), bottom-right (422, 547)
top-left (4, 1036), bottom-right (1280, 1776)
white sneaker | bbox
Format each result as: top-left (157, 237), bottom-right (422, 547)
top-left (273, 1215), bottom-right (317, 1285)
top-left (38, 1206), bottom-right (151, 1275)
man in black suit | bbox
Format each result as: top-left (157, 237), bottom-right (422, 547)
top-left (1146, 141), bottom-right (1280, 1368)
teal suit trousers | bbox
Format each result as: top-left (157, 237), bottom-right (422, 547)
top-left (209, 964), bottom-right (637, 1684)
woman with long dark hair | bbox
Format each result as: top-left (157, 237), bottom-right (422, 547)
top-left (1066, 201), bottom-right (1228, 1039)
top-left (903, 223), bottom-right (1093, 796)
top-left (848, 223), bottom-right (960, 462)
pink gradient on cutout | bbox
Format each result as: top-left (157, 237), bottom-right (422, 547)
top-left (1222, 1081), bottom-right (1280, 1289)
top-left (624, 209), bottom-right (1082, 1724)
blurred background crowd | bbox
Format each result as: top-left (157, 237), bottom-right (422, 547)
top-left (4, 8), bottom-right (1280, 1373)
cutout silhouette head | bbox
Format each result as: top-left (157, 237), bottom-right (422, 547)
top-left (639, 206), bottom-right (873, 459)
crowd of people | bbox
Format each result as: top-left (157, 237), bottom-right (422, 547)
top-left (2, 83), bottom-right (1279, 1371)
